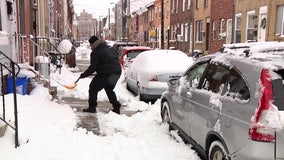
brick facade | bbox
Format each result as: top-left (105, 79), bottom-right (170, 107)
top-left (210, 0), bottom-right (234, 53)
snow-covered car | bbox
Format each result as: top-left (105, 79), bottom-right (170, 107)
top-left (125, 49), bottom-right (193, 102)
top-left (118, 46), bottom-right (152, 70)
top-left (160, 42), bottom-right (284, 160)
top-left (112, 41), bottom-right (138, 55)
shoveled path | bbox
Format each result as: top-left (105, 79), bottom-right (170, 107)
top-left (62, 59), bottom-right (136, 135)
top-left (62, 97), bottom-right (136, 135)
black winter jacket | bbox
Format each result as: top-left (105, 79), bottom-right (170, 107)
top-left (80, 40), bottom-right (121, 78)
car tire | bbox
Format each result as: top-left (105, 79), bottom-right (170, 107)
top-left (208, 141), bottom-right (230, 160)
top-left (137, 83), bottom-right (145, 101)
top-left (126, 83), bottom-right (130, 91)
top-left (161, 101), bottom-right (173, 131)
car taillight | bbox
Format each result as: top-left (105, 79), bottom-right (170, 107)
top-left (249, 69), bottom-right (275, 142)
top-left (150, 76), bottom-right (158, 81)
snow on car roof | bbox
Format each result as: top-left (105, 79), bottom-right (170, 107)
top-left (122, 46), bottom-right (152, 51)
top-left (212, 42), bottom-right (284, 70)
top-left (130, 49), bottom-right (194, 73)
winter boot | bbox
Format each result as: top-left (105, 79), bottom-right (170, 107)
top-left (83, 107), bottom-right (97, 113)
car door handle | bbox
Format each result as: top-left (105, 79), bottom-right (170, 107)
top-left (186, 91), bottom-right (192, 98)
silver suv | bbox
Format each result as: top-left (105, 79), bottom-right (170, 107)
top-left (160, 42), bottom-right (284, 160)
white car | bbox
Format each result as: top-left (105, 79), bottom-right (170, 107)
top-left (125, 49), bottom-right (194, 102)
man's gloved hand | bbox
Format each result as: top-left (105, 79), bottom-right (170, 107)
top-left (79, 73), bottom-right (85, 79)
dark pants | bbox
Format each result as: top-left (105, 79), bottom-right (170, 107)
top-left (88, 72), bottom-right (121, 110)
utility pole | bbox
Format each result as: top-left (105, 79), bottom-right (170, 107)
top-left (161, 0), bottom-right (164, 49)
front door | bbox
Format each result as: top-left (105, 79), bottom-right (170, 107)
top-left (258, 7), bottom-right (267, 42)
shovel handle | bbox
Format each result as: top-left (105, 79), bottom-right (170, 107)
top-left (74, 77), bottom-right (80, 83)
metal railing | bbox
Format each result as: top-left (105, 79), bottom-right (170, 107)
top-left (30, 36), bottom-right (64, 75)
top-left (0, 50), bottom-right (20, 148)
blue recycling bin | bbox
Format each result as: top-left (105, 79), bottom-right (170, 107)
top-left (7, 77), bottom-right (28, 95)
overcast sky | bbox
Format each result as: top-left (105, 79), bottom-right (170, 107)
top-left (73, 0), bottom-right (119, 18)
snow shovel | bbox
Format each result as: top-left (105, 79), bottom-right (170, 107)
top-left (63, 77), bottom-right (80, 89)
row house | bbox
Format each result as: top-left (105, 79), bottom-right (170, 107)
top-left (0, 0), bottom-right (74, 70)
top-left (123, 0), bottom-right (284, 55)
top-left (136, 2), bottom-right (154, 47)
top-left (169, 0), bottom-right (193, 53)
top-left (0, 0), bottom-right (18, 64)
top-left (210, 0), bottom-right (234, 53)
top-left (115, 0), bottom-right (128, 41)
top-left (234, 0), bottom-right (284, 43)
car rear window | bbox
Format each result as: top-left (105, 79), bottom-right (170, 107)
top-left (127, 51), bottom-right (142, 59)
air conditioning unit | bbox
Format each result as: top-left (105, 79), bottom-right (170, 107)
top-left (177, 34), bottom-right (183, 41)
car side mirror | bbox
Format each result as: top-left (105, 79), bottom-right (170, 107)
top-left (167, 78), bottom-right (179, 87)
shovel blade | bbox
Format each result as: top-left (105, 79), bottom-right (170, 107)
top-left (64, 83), bottom-right (77, 89)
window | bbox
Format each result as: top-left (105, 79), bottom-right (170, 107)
top-left (171, 25), bottom-right (174, 40)
top-left (212, 20), bottom-right (216, 40)
top-left (204, 0), bottom-right (208, 7)
top-left (171, 0), bottom-right (175, 13)
top-left (185, 23), bottom-right (188, 42)
top-left (276, 5), bottom-right (284, 36)
top-left (201, 64), bottom-right (250, 100)
top-left (176, 0), bottom-right (179, 13)
top-left (196, 20), bottom-right (203, 42)
top-left (202, 64), bottom-right (229, 94)
top-left (226, 67), bottom-right (250, 100)
top-left (155, 7), bottom-right (158, 19)
top-left (183, 0), bottom-right (186, 11)
top-left (247, 11), bottom-right (255, 41)
top-left (188, 0), bottom-right (191, 10)
top-left (220, 19), bottom-right (225, 39)
top-left (144, 31), bottom-right (148, 42)
top-left (235, 15), bottom-right (242, 43)
top-left (182, 62), bottom-right (208, 89)
top-left (226, 19), bottom-right (232, 44)
top-left (181, 23), bottom-right (184, 42)
top-left (196, 0), bottom-right (199, 9)
top-left (190, 23), bottom-right (193, 50)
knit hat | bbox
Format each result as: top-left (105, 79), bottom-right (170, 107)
top-left (88, 35), bottom-right (99, 44)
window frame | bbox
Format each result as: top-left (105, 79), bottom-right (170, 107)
top-left (235, 14), bottom-right (242, 43)
top-left (246, 11), bottom-right (255, 41)
top-left (219, 18), bottom-right (225, 40)
top-left (212, 20), bottom-right (216, 40)
top-left (196, 20), bottom-right (203, 42)
top-left (226, 19), bottom-right (232, 44)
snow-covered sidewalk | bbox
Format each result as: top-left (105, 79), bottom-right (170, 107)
top-left (0, 46), bottom-right (200, 160)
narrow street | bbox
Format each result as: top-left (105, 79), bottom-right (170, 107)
top-left (62, 58), bottom-right (136, 135)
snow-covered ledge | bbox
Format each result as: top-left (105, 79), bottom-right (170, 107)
top-left (0, 31), bottom-right (9, 45)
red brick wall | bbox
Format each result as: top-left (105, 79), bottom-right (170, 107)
top-left (210, 0), bottom-right (234, 53)
top-left (17, 0), bottom-right (34, 65)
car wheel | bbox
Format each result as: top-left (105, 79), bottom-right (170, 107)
top-left (137, 83), bottom-right (145, 101)
top-left (126, 83), bottom-right (130, 91)
top-left (161, 101), bottom-right (173, 131)
top-left (208, 141), bottom-right (230, 160)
